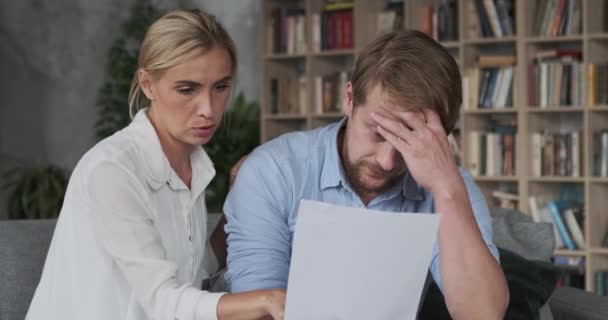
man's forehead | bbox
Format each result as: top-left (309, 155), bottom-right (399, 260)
top-left (368, 86), bottom-right (415, 110)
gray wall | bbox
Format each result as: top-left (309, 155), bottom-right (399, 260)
top-left (194, 0), bottom-right (260, 100)
top-left (0, 0), bottom-right (259, 219)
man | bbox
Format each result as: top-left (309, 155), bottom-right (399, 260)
top-left (224, 30), bottom-right (509, 319)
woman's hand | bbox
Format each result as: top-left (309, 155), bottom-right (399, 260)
top-left (217, 288), bottom-right (286, 320)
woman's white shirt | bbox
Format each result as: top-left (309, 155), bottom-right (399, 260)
top-left (27, 109), bottom-right (226, 320)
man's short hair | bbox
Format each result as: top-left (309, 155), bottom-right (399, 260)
top-left (351, 29), bottom-right (461, 134)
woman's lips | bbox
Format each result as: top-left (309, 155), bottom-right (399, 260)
top-left (193, 125), bottom-right (214, 138)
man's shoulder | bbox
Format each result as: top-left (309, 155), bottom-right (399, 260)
top-left (250, 123), bottom-right (337, 166)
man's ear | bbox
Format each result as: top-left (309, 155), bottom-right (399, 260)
top-left (138, 69), bottom-right (155, 101)
top-left (344, 81), bottom-right (354, 118)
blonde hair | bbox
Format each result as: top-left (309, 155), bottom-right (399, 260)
top-left (351, 30), bottom-right (461, 134)
top-left (128, 9), bottom-right (237, 117)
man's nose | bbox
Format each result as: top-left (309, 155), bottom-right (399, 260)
top-left (376, 144), bottom-right (400, 172)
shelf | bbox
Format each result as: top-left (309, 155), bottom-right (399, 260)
top-left (589, 177), bottom-right (608, 184)
top-left (313, 113), bottom-right (345, 119)
top-left (591, 248), bottom-right (608, 255)
top-left (259, 1), bottom-right (608, 294)
top-left (554, 249), bottom-right (586, 257)
top-left (463, 36), bottom-right (516, 45)
top-left (589, 105), bottom-right (608, 112)
top-left (526, 35), bottom-right (584, 43)
top-left (463, 108), bottom-right (517, 115)
top-left (263, 114), bottom-right (307, 120)
top-left (473, 176), bottom-right (518, 182)
top-left (527, 107), bottom-right (585, 113)
top-left (264, 53), bottom-right (306, 60)
top-left (528, 177), bottom-right (585, 183)
top-left (440, 41), bottom-right (459, 49)
top-left (311, 49), bottom-right (355, 57)
top-left (588, 33), bottom-right (608, 41)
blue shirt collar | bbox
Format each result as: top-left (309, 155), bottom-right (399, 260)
top-left (319, 117), bottom-right (423, 201)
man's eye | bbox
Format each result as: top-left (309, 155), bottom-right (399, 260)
top-left (177, 87), bottom-right (195, 95)
top-left (215, 84), bottom-right (231, 92)
top-left (370, 129), bottom-right (384, 142)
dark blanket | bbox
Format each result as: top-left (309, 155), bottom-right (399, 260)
top-left (418, 248), bottom-right (560, 320)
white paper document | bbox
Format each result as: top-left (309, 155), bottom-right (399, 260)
top-left (285, 200), bottom-right (441, 320)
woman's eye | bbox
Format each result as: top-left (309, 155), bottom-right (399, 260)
top-left (177, 87), bottom-right (195, 95)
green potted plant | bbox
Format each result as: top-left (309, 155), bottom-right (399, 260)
top-left (1, 0), bottom-right (160, 220)
top-left (95, 0), bottom-right (161, 139)
top-left (2, 165), bottom-right (68, 219)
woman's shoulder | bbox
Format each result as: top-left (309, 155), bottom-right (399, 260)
top-left (73, 127), bottom-right (145, 184)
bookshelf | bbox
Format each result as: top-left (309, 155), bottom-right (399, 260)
top-left (259, 0), bottom-right (608, 293)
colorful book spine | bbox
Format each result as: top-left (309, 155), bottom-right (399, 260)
top-left (548, 201), bottom-right (575, 250)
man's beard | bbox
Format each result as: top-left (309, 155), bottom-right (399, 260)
top-left (341, 139), bottom-right (405, 197)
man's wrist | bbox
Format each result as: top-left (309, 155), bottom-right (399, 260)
top-left (430, 174), bottom-right (466, 202)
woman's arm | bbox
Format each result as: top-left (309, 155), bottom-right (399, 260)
top-left (89, 161), bottom-right (272, 320)
top-left (217, 289), bottom-right (285, 320)
top-left (210, 215), bottom-right (227, 270)
top-left (210, 154), bottom-right (250, 269)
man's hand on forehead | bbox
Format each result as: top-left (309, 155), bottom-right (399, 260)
top-left (370, 108), bottom-right (462, 197)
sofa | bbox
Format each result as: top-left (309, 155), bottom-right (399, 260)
top-left (0, 219), bottom-right (55, 320)
top-left (1, 211), bottom-right (608, 320)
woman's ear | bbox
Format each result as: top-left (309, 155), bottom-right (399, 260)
top-left (138, 69), bottom-right (155, 101)
top-left (344, 81), bottom-right (354, 118)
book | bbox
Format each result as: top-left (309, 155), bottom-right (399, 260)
top-left (492, 190), bottom-right (518, 209)
top-left (543, 132), bottom-right (555, 176)
top-left (468, 131), bottom-right (481, 176)
top-left (548, 200), bottom-right (576, 250)
top-left (571, 131), bottom-right (580, 177)
top-left (529, 196), bottom-right (565, 249)
top-left (483, 0), bottom-right (503, 37)
top-left (465, 0), bottom-right (481, 38)
top-left (477, 55), bottom-right (516, 67)
top-left (270, 78), bottom-right (278, 114)
top-left (473, 0), bottom-right (492, 37)
top-left (602, 132), bottom-right (608, 177)
top-left (494, 0), bottom-right (514, 36)
top-left (528, 195), bottom-right (542, 223)
top-left (502, 133), bottom-right (515, 175)
top-left (531, 132), bottom-right (543, 177)
top-left (298, 75), bottom-right (308, 115)
top-left (563, 208), bottom-right (585, 249)
top-left (376, 10), bottom-right (397, 35)
top-left (421, 6), bottom-right (434, 37)
top-left (533, 0), bottom-right (549, 36)
top-left (596, 271), bottom-right (606, 296)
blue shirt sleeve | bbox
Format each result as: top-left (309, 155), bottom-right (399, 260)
top-left (223, 148), bottom-right (293, 293)
top-left (428, 169), bottom-right (500, 291)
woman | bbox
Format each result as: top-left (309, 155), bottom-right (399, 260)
top-left (27, 9), bottom-right (285, 320)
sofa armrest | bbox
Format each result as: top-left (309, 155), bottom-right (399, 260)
top-left (549, 286), bottom-right (608, 320)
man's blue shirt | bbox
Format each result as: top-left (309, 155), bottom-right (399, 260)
top-left (224, 119), bottom-right (499, 293)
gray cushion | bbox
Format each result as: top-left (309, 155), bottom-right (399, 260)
top-left (491, 207), bottom-right (555, 262)
top-left (548, 286), bottom-right (608, 320)
top-left (0, 219), bottom-right (56, 320)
